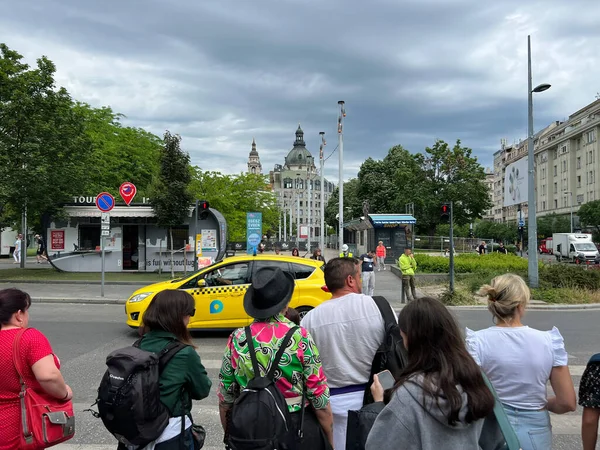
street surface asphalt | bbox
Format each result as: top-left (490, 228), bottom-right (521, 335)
top-left (26, 303), bottom-right (599, 450)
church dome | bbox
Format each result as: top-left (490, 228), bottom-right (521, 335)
top-left (285, 124), bottom-right (314, 168)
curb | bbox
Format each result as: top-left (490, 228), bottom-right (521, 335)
top-left (0, 280), bottom-right (153, 286)
top-left (31, 297), bottom-right (126, 305)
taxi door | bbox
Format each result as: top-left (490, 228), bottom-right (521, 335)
top-left (185, 261), bottom-right (251, 329)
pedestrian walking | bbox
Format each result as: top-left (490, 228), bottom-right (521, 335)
top-left (578, 353), bottom-right (600, 450)
top-left (301, 258), bottom-right (385, 450)
top-left (477, 241), bottom-right (487, 255)
top-left (360, 250), bottom-right (376, 296)
top-left (399, 248), bottom-right (417, 302)
top-left (375, 241), bottom-right (386, 271)
top-left (466, 274), bottom-right (577, 450)
top-left (0, 288), bottom-right (74, 449)
top-left (218, 267), bottom-right (334, 449)
top-left (366, 297), bottom-right (500, 450)
top-left (35, 234), bottom-right (48, 263)
top-left (12, 234), bottom-right (22, 264)
top-left (291, 247), bottom-right (300, 257)
top-left (339, 244), bottom-right (353, 258)
top-left (311, 248), bottom-right (326, 263)
top-left (496, 243), bottom-right (508, 254)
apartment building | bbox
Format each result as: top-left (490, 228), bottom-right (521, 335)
top-left (490, 98), bottom-right (600, 224)
top-left (482, 168), bottom-right (495, 220)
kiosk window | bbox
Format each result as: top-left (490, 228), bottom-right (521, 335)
top-left (79, 226), bottom-right (100, 251)
top-left (167, 227), bottom-right (189, 251)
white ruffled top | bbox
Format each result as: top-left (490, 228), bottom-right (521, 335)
top-left (466, 326), bottom-right (568, 410)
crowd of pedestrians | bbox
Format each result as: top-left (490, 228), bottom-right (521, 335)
top-left (2, 254), bottom-right (600, 449)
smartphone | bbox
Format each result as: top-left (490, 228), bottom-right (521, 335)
top-left (376, 370), bottom-right (395, 390)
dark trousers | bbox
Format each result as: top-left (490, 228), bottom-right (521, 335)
top-left (402, 275), bottom-right (417, 302)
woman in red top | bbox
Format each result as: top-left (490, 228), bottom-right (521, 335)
top-left (0, 288), bottom-right (73, 449)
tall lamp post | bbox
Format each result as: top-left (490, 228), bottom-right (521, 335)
top-left (565, 191), bottom-right (573, 233)
top-left (527, 34), bottom-right (551, 288)
top-left (337, 101), bottom-right (345, 251)
top-left (319, 132), bottom-right (326, 252)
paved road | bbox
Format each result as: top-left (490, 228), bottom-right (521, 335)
top-left (25, 303), bottom-right (599, 450)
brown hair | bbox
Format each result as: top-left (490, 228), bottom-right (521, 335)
top-left (285, 307), bottom-right (300, 325)
top-left (388, 297), bottom-right (494, 425)
top-left (0, 289), bottom-right (32, 325)
top-left (324, 257), bottom-right (360, 292)
top-left (142, 290), bottom-right (195, 345)
top-left (478, 273), bottom-right (530, 324)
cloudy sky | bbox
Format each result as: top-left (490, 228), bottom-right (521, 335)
top-left (2, 0), bottom-right (599, 184)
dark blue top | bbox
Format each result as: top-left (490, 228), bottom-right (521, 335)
top-left (360, 254), bottom-right (374, 272)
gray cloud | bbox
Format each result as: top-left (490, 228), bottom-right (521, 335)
top-left (1, 0), bottom-right (599, 183)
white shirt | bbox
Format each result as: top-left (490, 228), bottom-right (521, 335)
top-left (466, 326), bottom-right (568, 410)
top-left (301, 293), bottom-right (384, 388)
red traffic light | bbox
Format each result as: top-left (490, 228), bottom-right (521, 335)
top-left (198, 200), bottom-right (210, 220)
top-left (442, 204), bottom-right (449, 213)
top-left (199, 201), bottom-right (209, 210)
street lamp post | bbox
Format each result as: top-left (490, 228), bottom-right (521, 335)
top-left (319, 132), bottom-right (326, 252)
top-left (527, 34), bottom-right (551, 288)
top-left (338, 101), bottom-right (345, 252)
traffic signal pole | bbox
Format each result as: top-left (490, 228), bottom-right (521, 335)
top-left (449, 202), bottom-right (455, 293)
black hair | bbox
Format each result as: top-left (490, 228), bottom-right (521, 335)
top-left (0, 289), bottom-right (32, 325)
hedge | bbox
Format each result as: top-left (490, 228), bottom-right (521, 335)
top-left (408, 253), bottom-right (528, 274)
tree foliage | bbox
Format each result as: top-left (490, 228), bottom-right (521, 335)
top-left (150, 132), bottom-right (193, 277)
top-left (577, 200), bottom-right (600, 234)
top-left (190, 169), bottom-right (278, 241)
top-left (325, 178), bottom-right (362, 229)
top-left (0, 44), bottom-right (91, 231)
top-left (536, 213), bottom-right (571, 239)
top-left (474, 221), bottom-right (518, 243)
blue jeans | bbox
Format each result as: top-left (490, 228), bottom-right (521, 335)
top-left (503, 405), bottom-right (552, 450)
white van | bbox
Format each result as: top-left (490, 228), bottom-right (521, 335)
top-left (552, 233), bottom-right (599, 263)
top-left (0, 227), bottom-right (18, 257)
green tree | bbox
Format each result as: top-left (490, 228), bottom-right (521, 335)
top-left (324, 178), bottom-right (362, 229)
top-left (150, 132), bottom-right (193, 277)
top-left (578, 200), bottom-right (600, 237)
top-left (75, 103), bottom-right (161, 196)
top-left (474, 221), bottom-right (518, 243)
top-left (537, 213), bottom-right (571, 239)
top-left (190, 169), bottom-right (278, 241)
top-left (0, 44), bottom-right (91, 232)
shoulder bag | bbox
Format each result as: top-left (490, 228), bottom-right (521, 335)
top-left (12, 328), bottom-right (75, 449)
top-left (479, 372), bottom-right (521, 450)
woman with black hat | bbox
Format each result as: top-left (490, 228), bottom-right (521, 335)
top-left (218, 267), bottom-right (334, 449)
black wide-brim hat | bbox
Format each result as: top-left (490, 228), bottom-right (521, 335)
top-left (244, 267), bottom-right (295, 319)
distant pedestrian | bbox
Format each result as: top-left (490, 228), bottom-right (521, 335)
top-left (496, 243), bottom-right (508, 254)
top-left (274, 246), bottom-right (281, 255)
top-left (311, 248), bottom-right (326, 263)
top-left (467, 273), bottom-right (577, 450)
top-left (339, 244), bottom-right (353, 258)
top-left (360, 250), bottom-right (376, 296)
top-left (12, 234), bottom-right (22, 264)
top-left (477, 241), bottom-right (486, 255)
top-left (291, 247), bottom-right (300, 257)
top-left (375, 241), bottom-right (386, 271)
top-left (399, 248), bottom-right (417, 302)
top-left (35, 234), bottom-right (48, 263)
top-left (579, 353), bottom-right (600, 450)
top-left (258, 240), bottom-right (266, 254)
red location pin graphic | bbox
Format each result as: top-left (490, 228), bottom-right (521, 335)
top-left (119, 182), bottom-right (137, 206)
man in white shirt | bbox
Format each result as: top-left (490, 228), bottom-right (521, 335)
top-left (301, 257), bottom-right (384, 450)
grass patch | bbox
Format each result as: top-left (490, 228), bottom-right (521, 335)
top-left (531, 287), bottom-right (600, 304)
top-left (411, 253), bottom-right (528, 274)
top-left (0, 268), bottom-right (177, 283)
top-left (439, 286), bottom-right (480, 306)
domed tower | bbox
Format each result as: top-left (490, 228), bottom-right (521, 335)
top-left (284, 124), bottom-right (315, 171)
top-left (247, 138), bottom-right (262, 174)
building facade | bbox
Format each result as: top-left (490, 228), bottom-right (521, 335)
top-left (490, 98), bottom-right (600, 225)
top-left (247, 138), bottom-right (262, 174)
top-left (269, 125), bottom-right (335, 241)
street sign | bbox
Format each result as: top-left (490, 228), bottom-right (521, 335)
top-left (101, 230), bottom-right (110, 236)
top-left (95, 192), bottom-right (115, 212)
top-left (119, 182), bottom-right (137, 206)
top-left (519, 219), bottom-right (525, 227)
top-left (101, 212), bottom-right (110, 229)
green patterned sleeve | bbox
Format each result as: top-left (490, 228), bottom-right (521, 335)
top-left (218, 332), bottom-right (237, 405)
top-left (301, 329), bottom-right (330, 410)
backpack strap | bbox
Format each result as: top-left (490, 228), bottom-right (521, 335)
top-left (267, 326), bottom-right (299, 380)
top-left (157, 340), bottom-right (189, 373)
top-left (372, 296), bottom-right (397, 335)
top-left (245, 326), bottom-right (261, 377)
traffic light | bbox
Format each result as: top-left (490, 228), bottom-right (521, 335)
top-left (198, 200), bottom-right (210, 220)
top-left (441, 203), bottom-right (450, 221)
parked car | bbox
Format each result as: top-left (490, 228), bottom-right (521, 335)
top-left (125, 254), bottom-right (331, 329)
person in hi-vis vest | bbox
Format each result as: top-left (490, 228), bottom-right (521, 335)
top-left (339, 244), bottom-right (353, 258)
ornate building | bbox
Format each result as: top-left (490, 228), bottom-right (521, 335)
top-left (247, 138), bottom-right (262, 174)
top-left (270, 125), bottom-right (335, 241)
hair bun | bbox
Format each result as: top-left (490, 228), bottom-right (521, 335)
top-left (478, 284), bottom-right (497, 302)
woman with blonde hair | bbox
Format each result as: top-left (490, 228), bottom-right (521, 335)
top-left (466, 273), bottom-right (576, 450)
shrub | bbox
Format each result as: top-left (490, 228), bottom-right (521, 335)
top-left (410, 253), bottom-right (528, 274)
top-left (539, 265), bottom-right (600, 290)
top-left (439, 287), bottom-right (479, 306)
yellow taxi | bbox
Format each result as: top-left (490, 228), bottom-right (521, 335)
top-left (125, 254), bottom-right (331, 329)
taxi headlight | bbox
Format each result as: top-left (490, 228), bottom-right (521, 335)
top-left (128, 292), bottom-right (153, 303)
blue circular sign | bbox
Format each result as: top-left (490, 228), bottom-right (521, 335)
top-left (95, 192), bottom-right (115, 212)
top-left (248, 233), bottom-right (261, 247)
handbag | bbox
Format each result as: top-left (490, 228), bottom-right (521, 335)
top-left (345, 402), bottom-right (385, 450)
top-left (479, 372), bottom-right (521, 450)
top-left (12, 328), bottom-right (75, 449)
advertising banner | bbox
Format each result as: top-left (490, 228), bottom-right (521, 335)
top-left (246, 212), bottom-right (263, 254)
top-left (504, 157), bottom-right (528, 207)
top-left (50, 230), bottom-right (65, 251)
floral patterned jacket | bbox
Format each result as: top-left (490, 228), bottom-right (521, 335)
top-left (218, 314), bottom-right (330, 412)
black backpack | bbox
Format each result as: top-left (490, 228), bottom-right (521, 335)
top-left (363, 295), bottom-right (408, 405)
top-left (227, 325), bottom-right (305, 450)
top-left (94, 338), bottom-right (187, 447)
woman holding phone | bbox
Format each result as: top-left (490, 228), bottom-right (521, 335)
top-left (365, 297), bottom-right (501, 450)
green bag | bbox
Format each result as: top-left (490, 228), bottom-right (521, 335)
top-left (479, 372), bottom-right (521, 450)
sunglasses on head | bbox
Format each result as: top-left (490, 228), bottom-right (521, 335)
top-left (188, 309), bottom-right (196, 317)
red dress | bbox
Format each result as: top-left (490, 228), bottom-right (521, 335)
top-left (0, 328), bottom-right (57, 450)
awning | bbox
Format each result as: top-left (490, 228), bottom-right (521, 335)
top-left (342, 217), bottom-right (373, 232)
top-left (63, 206), bottom-right (157, 218)
top-left (369, 214), bottom-right (417, 226)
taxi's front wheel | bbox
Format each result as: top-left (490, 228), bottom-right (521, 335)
top-left (296, 306), bottom-right (313, 320)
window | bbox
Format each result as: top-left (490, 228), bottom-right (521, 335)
top-left (553, 165), bottom-right (557, 176)
top-left (291, 263), bottom-right (316, 279)
top-left (541, 201), bottom-right (546, 210)
top-left (541, 168), bottom-right (546, 179)
top-left (590, 150), bottom-right (594, 164)
top-left (296, 179), bottom-right (304, 189)
top-left (577, 157), bottom-right (581, 169)
top-left (78, 225), bottom-right (100, 251)
top-left (562, 160), bottom-right (567, 172)
top-left (577, 194), bottom-right (584, 204)
top-left (554, 199), bottom-right (558, 208)
top-left (167, 226), bottom-right (189, 251)
top-left (590, 171), bottom-right (594, 184)
top-left (283, 178), bottom-right (293, 189)
top-left (561, 145), bottom-right (567, 154)
top-left (587, 130), bottom-right (596, 144)
top-left (253, 260), bottom-right (293, 279)
top-left (577, 175), bottom-right (582, 188)
top-left (299, 201), bottom-right (303, 207)
top-left (203, 262), bottom-right (250, 286)
top-left (553, 182), bottom-right (558, 194)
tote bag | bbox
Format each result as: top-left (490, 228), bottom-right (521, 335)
top-left (479, 372), bottom-right (521, 450)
